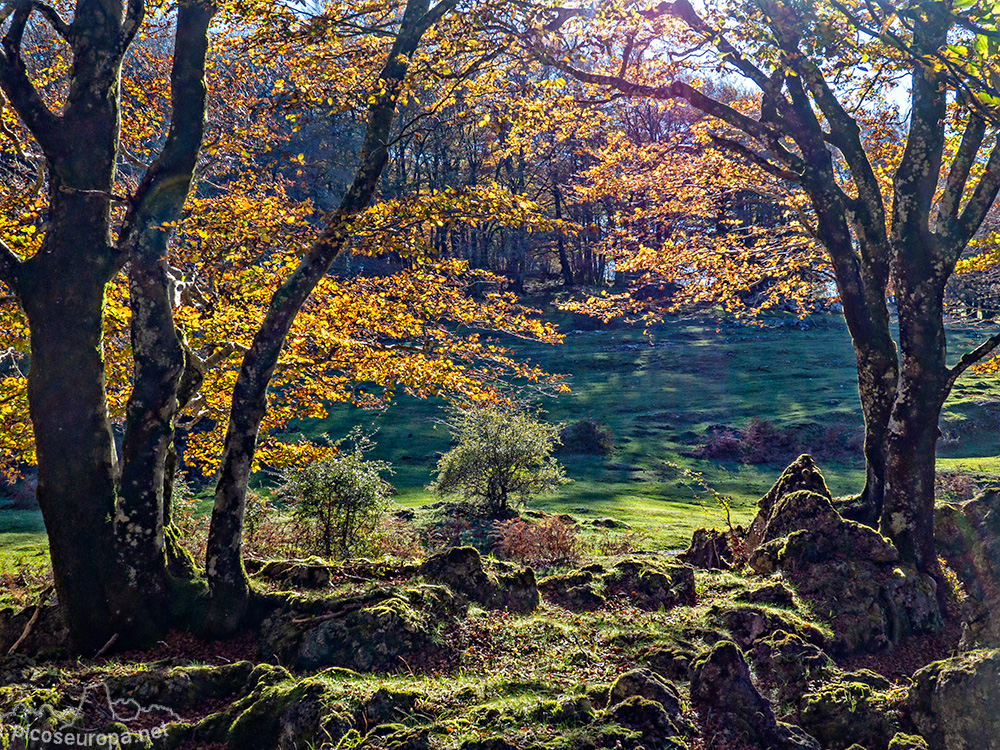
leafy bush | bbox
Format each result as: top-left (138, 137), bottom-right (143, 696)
top-left (277, 431), bottom-right (393, 559)
top-left (430, 403), bottom-right (567, 515)
top-left (492, 516), bottom-right (583, 567)
top-left (558, 417), bottom-right (615, 455)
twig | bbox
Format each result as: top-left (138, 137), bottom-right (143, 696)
top-left (7, 584), bottom-right (53, 654)
top-left (94, 633), bottom-right (119, 658)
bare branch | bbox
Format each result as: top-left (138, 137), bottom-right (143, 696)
top-left (709, 135), bottom-right (801, 183)
top-left (30, 1), bottom-right (71, 41)
top-left (946, 332), bottom-right (1000, 392)
top-left (937, 111), bottom-right (986, 229)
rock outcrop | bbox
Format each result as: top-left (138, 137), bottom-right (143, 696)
top-left (746, 458), bottom-right (941, 655)
top-left (690, 640), bottom-right (820, 750)
top-left (907, 648), bottom-right (1000, 750)
top-left (418, 547), bottom-right (539, 613)
top-left (258, 585), bottom-right (464, 671)
top-left (935, 490), bottom-right (1000, 648)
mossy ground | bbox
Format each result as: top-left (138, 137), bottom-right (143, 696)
top-left (0, 551), bottom-right (921, 750)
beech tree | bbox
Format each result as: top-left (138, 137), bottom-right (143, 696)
top-left (0, 0), bottom-right (568, 652)
top-left (526, 0), bottom-right (1000, 582)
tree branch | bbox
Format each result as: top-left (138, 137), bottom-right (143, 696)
top-left (937, 111), bottom-right (986, 230)
top-left (116, 0), bottom-right (215, 262)
top-left (946, 332), bottom-right (1000, 392)
top-left (97, 0), bottom-right (145, 84)
top-left (709, 135), bottom-right (801, 183)
top-left (30, 1), bottom-right (71, 41)
top-left (0, 234), bottom-right (23, 291)
top-left (0, 1), bottom-right (62, 150)
top-left (958, 137), bottom-right (1000, 247)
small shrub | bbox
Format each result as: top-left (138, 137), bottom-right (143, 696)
top-left (558, 418), bottom-right (615, 455)
top-left (371, 516), bottom-right (425, 560)
top-left (492, 516), bottom-right (583, 568)
top-left (694, 428), bottom-right (743, 461)
top-left (430, 402), bottom-right (568, 516)
top-left (277, 430), bottom-right (393, 559)
top-left (694, 418), bottom-right (795, 464)
top-left (740, 417), bottom-right (790, 463)
top-left (242, 492), bottom-right (302, 560)
top-left (587, 527), bottom-right (651, 557)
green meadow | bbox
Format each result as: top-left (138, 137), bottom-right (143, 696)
top-left (3, 311), bottom-right (1000, 565)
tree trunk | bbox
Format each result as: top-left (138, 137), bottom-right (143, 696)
top-left (19, 188), bottom-right (125, 652)
top-left (204, 0), bottom-right (456, 635)
top-left (881, 281), bottom-right (948, 579)
top-left (553, 181), bottom-right (573, 286)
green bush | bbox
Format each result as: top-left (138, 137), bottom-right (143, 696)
top-left (430, 403), bottom-right (567, 515)
top-left (558, 417), bottom-right (615, 455)
top-left (277, 431), bottom-right (393, 558)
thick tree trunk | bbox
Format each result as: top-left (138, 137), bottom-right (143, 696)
top-left (21, 287), bottom-right (121, 652)
top-left (850, 334), bottom-right (898, 526)
top-left (881, 282), bottom-right (948, 579)
top-left (19, 186), bottom-right (127, 651)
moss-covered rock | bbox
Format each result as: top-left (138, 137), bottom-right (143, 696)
top-left (603, 696), bottom-right (685, 749)
top-left (679, 527), bottom-right (736, 570)
top-left (166, 676), bottom-right (351, 750)
top-left (358, 687), bottom-right (423, 730)
top-left (258, 585), bottom-right (464, 671)
top-left (709, 604), bottom-right (827, 649)
top-left (638, 645), bottom-right (695, 682)
top-left (745, 469), bottom-right (941, 656)
top-left (418, 547), bottom-right (538, 614)
top-left (746, 454), bottom-right (832, 551)
top-left (538, 571), bottom-right (605, 611)
top-left (888, 733), bottom-right (930, 750)
top-left (256, 559), bottom-right (332, 588)
top-left (907, 648), bottom-right (1000, 750)
top-left (935, 491), bottom-right (1000, 648)
top-left (736, 581), bottom-right (796, 608)
top-left (603, 559), bottom-right (695, 610)
top-left (364, 724), bottom-right (430, 749)
top-left (750, 630), bottom-right (834, 704)
top-left (488, 568), bottom-right (539, 613)
top-left (532, 695), bottom-right (594, 726)
top-left (607, 668), bottom-right (688, 733)
top-left (799, 682), bottom-right (897, 750)
top-left (690, 640), bottom-right (820, 750)
top-left (107, 661), bottom-right (266, 712)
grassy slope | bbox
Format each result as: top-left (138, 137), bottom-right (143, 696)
top-left (300, 313), bottom-right (1000, 548)
top-left (3, 312), bottom-right (1000, 565)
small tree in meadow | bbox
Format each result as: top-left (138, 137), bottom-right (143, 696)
top-left (277, 431), bottom-right (393, 559)
top-left (430, 403), bottom-right (567, 516)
